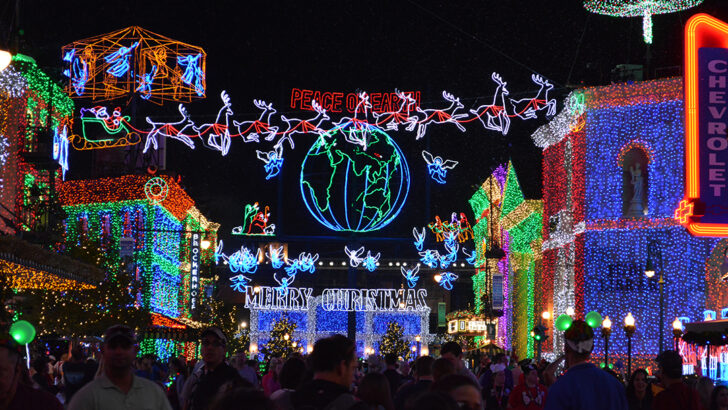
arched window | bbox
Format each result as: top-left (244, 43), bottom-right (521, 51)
top-left (619, 146), bottom-right (650, 217)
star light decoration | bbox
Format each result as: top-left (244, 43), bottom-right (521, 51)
top-left (584, 0), bottom-right (704, 44)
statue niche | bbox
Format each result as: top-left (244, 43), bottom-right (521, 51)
top-left (621, 147), bottom-right (649, 217)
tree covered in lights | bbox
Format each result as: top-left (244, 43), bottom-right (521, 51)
top-left (380, 321), bottom-right (410, 360)
top-left (202, 296), bottom-right (248, 355)
top-left (260, 317), bottom-right (300, 359)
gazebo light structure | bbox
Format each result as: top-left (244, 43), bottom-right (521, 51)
top-left (584, 1), bottom-right (704, 44)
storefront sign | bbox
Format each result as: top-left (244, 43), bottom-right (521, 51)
top-left (244, 286), bottom-right (428, 312)
top-left (190, 233), bottom-right (200, 312)
top-left (682, 14), bottom-right (728, 236)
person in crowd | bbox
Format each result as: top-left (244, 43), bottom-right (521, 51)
top-left (430, 374), bottom-right (483, 410)
top-left (625, 368), bottom-right (652, 410)
top-left (31, 356), bottom-right (58, 395)
top-left (291, 334), bottom-right (359, 409)
top-left (263, 357), bottom-right (283, 397)
top-left (478, 352), bottom-right (513, 391)
top-left (136, 354), bottom-right (163, 383)
top-left (234, 352), bottom-right (259, 388)
top-left (394, 355), bottom-right (434, 410)
top-left (54, 353), bottom-right (68, 386)
top-left (711, 385), bottom-right (728, 410)
top-left (432, 357), bottom-right (456, 383)
top-left (209, 386), bottom-right (275, 410)
top-left (652, 350), bottom-right (702, 410)
top-left (0, 333), bottom-right (63, 409)
top-left (399, 361), bottom-right (413, 386)
top-left (180, 327), bottom-right (240, 410)
top-left (357, 372), bottom-right (395, 410)
top-left (62, 346), bottom-right (96, 403)
top-left (270, 356), bottom-right (307, 410)
top-left (63, 346), bottom-right (98, 403)
top-left (485, 362), bottom-right (510, 410)
top-left (407, 391), bottom-right (460, 410)
top-left (439, 341), bottom-right (480, 388)
top-left (543, 319), bottom-right (627, 410)
top-left (697, 376), bottom-right (715, 410)
top-left (167, 358), bottom-right (188, 410)
top-left (509, 361), bottom-right (546, 410)
top-left (475, 355), bottom-right (491, 379)
top-left (383, 354), bottom-right (402, 397)
top-left (68, 325), bottom-right (171, 410)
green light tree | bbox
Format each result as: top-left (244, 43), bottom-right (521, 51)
top-left (380, 321), bottom-right (411, 360)
top-left (261, 316), bottom-right (300, 359)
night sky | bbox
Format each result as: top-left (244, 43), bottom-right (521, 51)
top-left (3, 0), bottom-right (728, 254)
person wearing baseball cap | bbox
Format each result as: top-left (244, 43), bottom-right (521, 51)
top-left (652, 350), bottom-right (702, 410)
top-left (68, 325), bottom-right (171, 410)
top-left (180, 326), bottom-right (241, 410)
top-left (0, 332), bottom-right (63, 410)
top-left (543, 319), bottom-right (628, 410)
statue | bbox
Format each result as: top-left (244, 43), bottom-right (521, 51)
top-left (627, 163), bottom-right (646, 217)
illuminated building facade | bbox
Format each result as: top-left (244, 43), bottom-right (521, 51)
top-left (532, 78), bottom-right (720, 368)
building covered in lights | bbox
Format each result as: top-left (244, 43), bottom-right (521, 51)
top-left (532, 77), bottom-right (724, 370)
top-left (468, 161), bottom-right (543, 360)
top-left (57, 174), bottom-right (220, 358)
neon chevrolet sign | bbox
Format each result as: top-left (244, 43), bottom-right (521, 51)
top-left (680, 14), bottom-right (728, 236)
top-left (244, 286), bottom-right (428, 312)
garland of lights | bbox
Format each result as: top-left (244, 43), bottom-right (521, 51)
top-left (584, 1), bottom-right (704, 44)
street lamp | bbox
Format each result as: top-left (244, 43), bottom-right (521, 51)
top-left (602, 317), bottom-right (612, 366)
top-left (415, 335), bottom-right (421, 357)
top-left (672, 318), bottom-right (683, 351)
top-left (624, 313), bottom-right (636, 377)
top-left (645, 240), bottom-right (665, 353)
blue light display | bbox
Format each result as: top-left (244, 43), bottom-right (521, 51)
top-left (413, 227), bottom-right (426, 251)
top-left (422, 150), bottom-right (458, 184)
top-left (315, 307), bottom-right (365, 333)
top-left (136, 65), bottom-right (157, 100)
top-left (438, 272), bottom-right (458, 291)
top-left (177, 53), bottom-right (204, 96)
top-left (419, 249), bottom-right (440, 269)
top-left (230, 274), bottom-right (252, 293)
top-left (372, 313), bottom-right (421, 335)
top-left (581, 93), bottom-right (719, 358)
top-left (152, 208), bottom-right (182, 266)
top-left (150, 264), bottom-right (181, 317)
top-left (104, 42), bottom-right (139, 77)
top-left (257, 311), bottom-right (308, 332)
top-left (401, 265), bottom-right (420, 289)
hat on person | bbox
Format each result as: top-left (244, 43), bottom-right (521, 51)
top-left (103, 325), bottom-right (137, 344)
top-left (200, 326), bottom-right (227, 345)
top-left (520, 359), bottom-right (538, 373)
top-left (563, 319), bottom-right (594, 354)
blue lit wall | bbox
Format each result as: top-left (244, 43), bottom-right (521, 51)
top-left (584, 226), bottom-right (717, 356)
top-left (583, 96), bottom-right (719, 357)
top-left (372, 313), bottom-right (422, 335)
top-left (585, 100), bottom-right (684, 220)
top-left (258, 311), bottom-right (308, 332)
top-left (315, 307), bottom-right (364, 333)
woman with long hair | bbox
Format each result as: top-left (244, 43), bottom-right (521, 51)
top-left (625, 369), bottom-right (652, 410)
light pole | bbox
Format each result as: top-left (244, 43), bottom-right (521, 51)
top-left (645, 240), bottom-right (665, 353)
top-left (624, 313), bottom-right (636, 378)
top-left (672, 318), bottom-right (683, 351)
top-left (415, 335), bottom-right (421, 357)
top-left (602, 317), bottom-right (612, 366)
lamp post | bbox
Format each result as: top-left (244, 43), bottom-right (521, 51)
top-left (415, 335), bottom-right (421, 357)
top-left (602, 317), bottom-right (612, 366)
top-left (624, 313), bottom-right (636, 377)
top-left (645, 240), bottom-right (665, 353)
top-left (672, 318), bottom-right (683, 351)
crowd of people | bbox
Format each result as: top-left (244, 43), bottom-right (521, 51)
top-left (1, 319), bottom-right (726, 409)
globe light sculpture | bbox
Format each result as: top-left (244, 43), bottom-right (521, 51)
top-left (584, 0), bottom-right (704, 44)
top-left (300, 122), bottom-right (410, 232)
